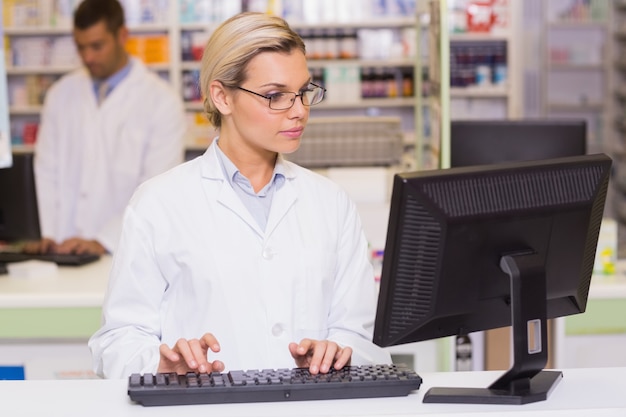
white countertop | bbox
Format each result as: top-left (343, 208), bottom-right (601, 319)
top-left (0, 367), bottom-right (624, 417)
top-left (0, 256), bottom-right (112, 308)
top-left (1, 256), bottom-right (626, 309)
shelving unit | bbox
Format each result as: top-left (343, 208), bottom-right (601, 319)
top-left (446, 0), bottom-right (522, 127)
top-left (544, 17), bottom-right (609, 155)
top-left (612, 0), bottom-right (626, 256)
top-left (520, 0), bottom-right (619, 251)
top-left (2, 0), bottom-right (422, 167)
top-left (418, 0), bottom-right (522, 170)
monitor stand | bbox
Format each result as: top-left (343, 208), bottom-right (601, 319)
top-left (423, 253), bottom-right (563, 405)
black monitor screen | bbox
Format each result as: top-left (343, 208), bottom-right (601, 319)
top-left (373, 154), bottom-right (611, 404)
top-left (0, 151), bottom-right (41, 243)
top-left (450, 119), bottom-right (587, 168)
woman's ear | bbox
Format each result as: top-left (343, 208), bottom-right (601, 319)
top-left (210, 80), bottom-right (232, 116)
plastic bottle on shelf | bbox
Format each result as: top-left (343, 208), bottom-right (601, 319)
top-left (324, 28), bottom-right (339, 60)
top-left (387, 70), bottom-right (399, 98)
top-left (474, 46), bottom-right (492, 87)
top-left (492, 44), bottom-right (507, 86)
top-left (339, 28), bottom-right (358, 59)
top-left (403, 67), bottom-right (415, 97)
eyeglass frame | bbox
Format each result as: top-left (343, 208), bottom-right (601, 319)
top-left (235, 82), bottom-right (326, 110)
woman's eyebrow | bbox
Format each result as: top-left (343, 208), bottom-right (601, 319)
top-left (258, 79), bottom-right (312, 89)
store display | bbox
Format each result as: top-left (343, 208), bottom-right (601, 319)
top-left (3, 0), bottom-right (420, 164)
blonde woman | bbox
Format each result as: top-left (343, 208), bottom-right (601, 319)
top-left (89, 12), bottom-right (391, 379)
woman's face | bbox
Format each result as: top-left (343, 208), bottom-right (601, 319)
top-left (224, 49), bottom-right (311, 157)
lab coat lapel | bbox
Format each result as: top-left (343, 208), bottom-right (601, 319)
top-left (215, 180), bottom-right (265, 236)
top-left (201, 143), bottom-right (265, 236)
top-left (265, 167), bottom-right (297, 238)
top-left (201, 142), bottom-right (297, 238)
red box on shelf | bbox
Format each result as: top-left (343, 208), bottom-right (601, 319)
top-left (466, 0), bottom-right (495, 33)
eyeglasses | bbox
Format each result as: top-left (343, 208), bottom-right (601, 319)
top-left (236, 83), bottom-right (326, 110)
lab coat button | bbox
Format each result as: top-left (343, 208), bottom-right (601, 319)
top-left (271, 324), bottom-right (284, 337)
top-left (262, 247), bottom-right (273, 260)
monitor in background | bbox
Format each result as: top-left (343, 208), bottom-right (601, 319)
top-left (450, 119), bottom-right (587, 168)
top-left (373, 154), bottom-right (611, 405)
top-left (0, 151), bottom-right (41, 243)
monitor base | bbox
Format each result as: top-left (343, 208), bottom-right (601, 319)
top-left (422, 370), bottom-right (563, 405)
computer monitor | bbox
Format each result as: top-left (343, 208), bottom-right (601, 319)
top-left (450, 120), bottom-right (587, 168)
top-left (0, 151), bottom-right (41, 243)
top-left (373, 153), bottom-right (611, 405)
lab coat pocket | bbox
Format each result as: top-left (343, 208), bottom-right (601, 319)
top-left (294, 249), bottom-right (337, 340)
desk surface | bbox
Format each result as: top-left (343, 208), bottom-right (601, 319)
top-left (0, 256), bottom-right (112, 308)
top-left (0, 368), bottom-right (624, 417)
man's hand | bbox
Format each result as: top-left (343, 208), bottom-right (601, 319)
top-left (159, 333), bottom-right (224, 375)
top-left (22, 238), bottom-right (56, 254)
top-left (56, 238), bottom-right (107, 255)
top-left (289, 339), bottom-right (352, 374)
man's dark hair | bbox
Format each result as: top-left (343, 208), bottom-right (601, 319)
top-left (74, 0), bottom-right (125, 33)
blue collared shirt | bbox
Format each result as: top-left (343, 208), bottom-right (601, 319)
top-left (214, 139), bottom-right (286, 231)
top-left (92, 59), bottom-right (133, 100)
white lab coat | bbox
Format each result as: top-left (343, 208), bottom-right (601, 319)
top-left (34, 58), bottom-right (186, 252)
top-left (89, 139), bottom-right (392, 379)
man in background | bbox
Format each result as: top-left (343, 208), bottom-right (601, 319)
top-left (26, 0), bottom-right (186, 255)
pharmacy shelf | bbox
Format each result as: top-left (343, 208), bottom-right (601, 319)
top-left (9, 106), bottom-right (42, 116)
top-left (547, 102), bottom-right (605, 111)
top-left (178, 16), bottom-right (418, 32)
top-left (183, 97), bottom-right (415, 112)
top-left (290, 17), bottom-right (415, 30)
top-left (3, 27), bottom-right (72, 36)
top-left (6, 66), bottom-right (78, 75)
top-left (444, 2), bottom-right (522, 125)
top-left (126, 23), bottom-right (169, 32)
top-left (4, 1), bottom-right (421, 147)
top-left (3, 23), bottom-right (169, 35)
top-left (6, 63), bottom-right (169, 76)
top-left (307, 58), bottom-right (416, 68)
top-left (548, 21), bottom-right (607, 29)
top-left (535, 0), bottom-right (611, 161)
top-left (548, 63), bottom-right (605, 70)
top-left (449, 86), bottom-right (509, 98)
top-left (181, 58), bottom-right (416, 70)
top-left (449, 33), bottom-right (510, 42)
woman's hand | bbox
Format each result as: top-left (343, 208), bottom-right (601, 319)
top-left (158, 333), bottom-right (224, 375)
top-left (288, 339), bottom-right (352, 374)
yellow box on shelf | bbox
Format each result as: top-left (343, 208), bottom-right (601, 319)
top-left (126, 35), bottom-right (169, 64)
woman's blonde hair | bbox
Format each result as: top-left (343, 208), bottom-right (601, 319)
top-left (200, 12), bottom-right (306, 128)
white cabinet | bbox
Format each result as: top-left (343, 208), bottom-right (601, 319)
top-left (553, 278), bottom-right (626, 369)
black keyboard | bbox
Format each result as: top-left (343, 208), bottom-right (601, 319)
top-left (0, 251), bottom-right (100, 266)
top-left (128, 364), bottom-right (422, 407)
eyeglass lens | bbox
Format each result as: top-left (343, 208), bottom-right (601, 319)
top-left (270, 86), bottom-right (324, 110)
